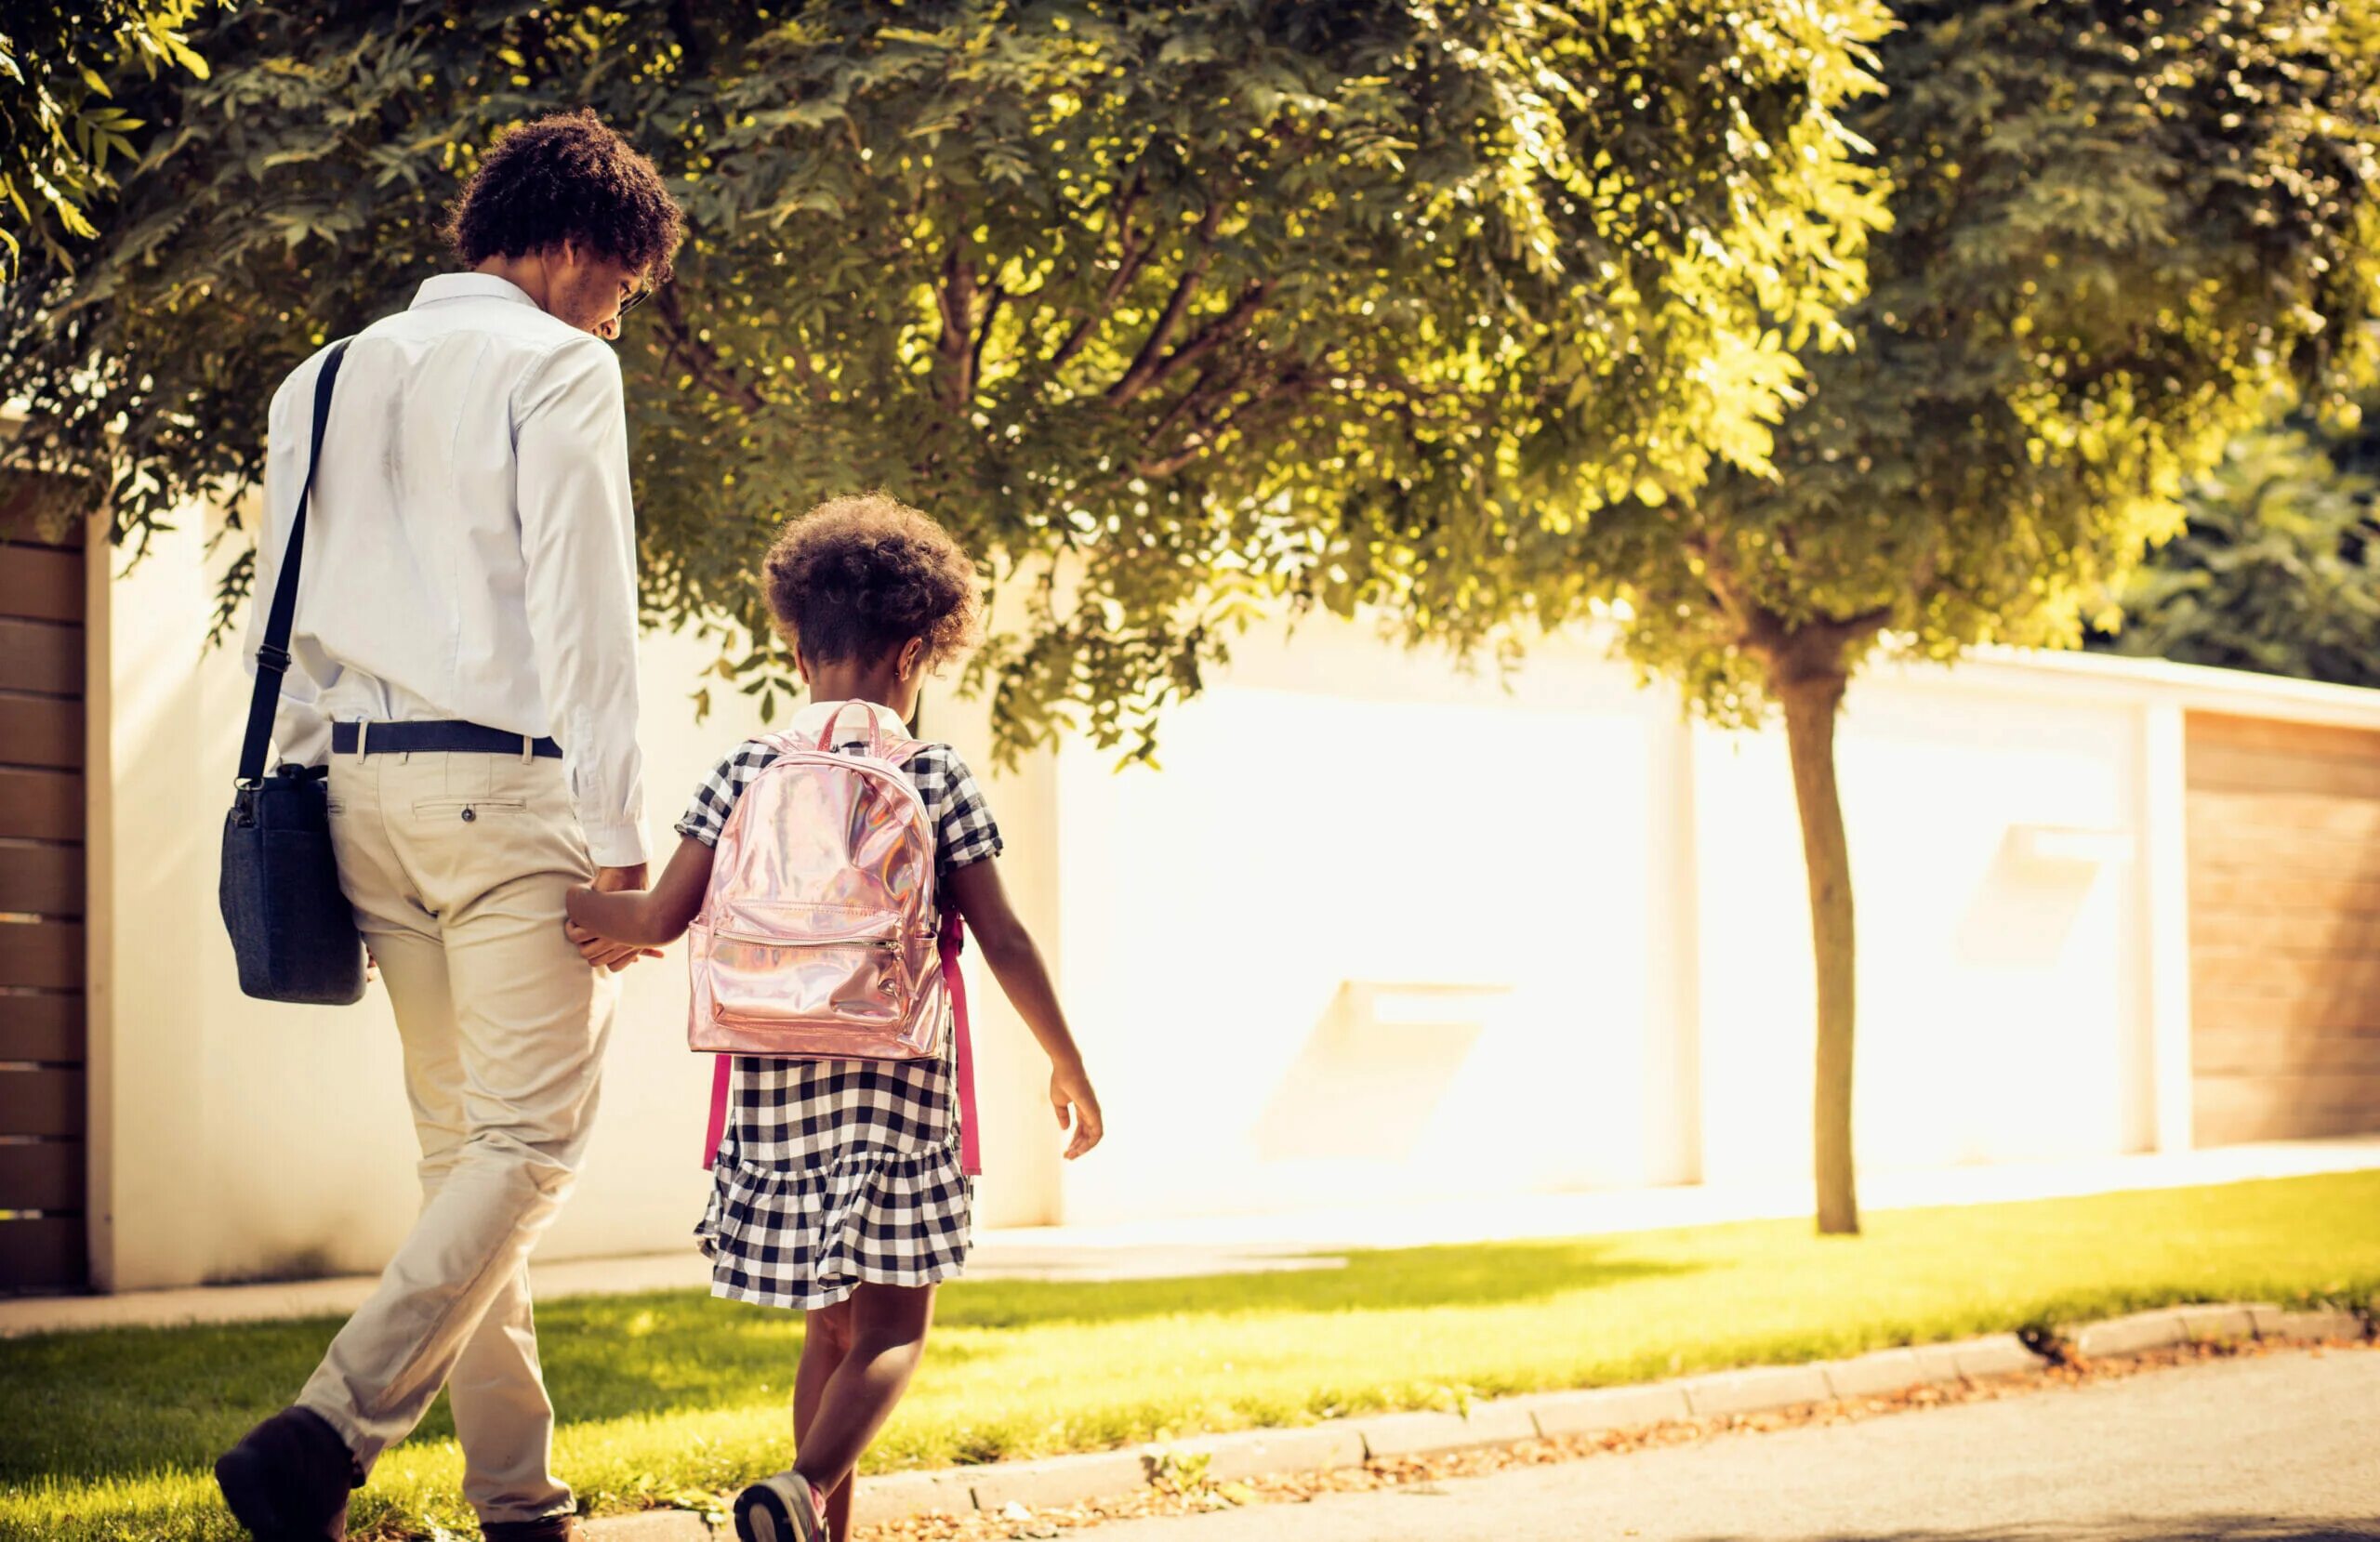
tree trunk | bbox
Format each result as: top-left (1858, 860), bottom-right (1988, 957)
top-left (1776, 665), bottom-right (1860, 1236)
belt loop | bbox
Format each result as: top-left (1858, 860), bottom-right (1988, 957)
top-left (357, 720), bottom-right (370, 758)
top-left (522, 733), bottom-right (535, 764)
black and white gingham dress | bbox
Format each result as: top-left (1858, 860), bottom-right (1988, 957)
top-left (679, 731), bottom-right (1002, 1310)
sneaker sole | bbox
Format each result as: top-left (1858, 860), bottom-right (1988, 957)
top-left (734, 1478), bottom-right (815, 1542)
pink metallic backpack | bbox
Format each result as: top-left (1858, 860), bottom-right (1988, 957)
top-left (688, 702), bottom-right (980, 1173)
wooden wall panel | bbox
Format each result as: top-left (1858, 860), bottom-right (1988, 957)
top-left (2187, 712), bottom-right (2380, 1144)
top-left (0, 546), bottom-right (81, 625)
top-left (0, 923), bottom-right (81, 991)
top-left (0, 618), bottom-right (81, 696)
top-left (0, 994), bottom-right (83, 1062)
top-left (0, 843), bottom-right (83, 917)
top-left (0, 1070), bottom-right (86, 1139)
top-left (0, 537), bottom-right (86, 1292)
top-left (0, 1142), bottom-right (83, 1210)
top-left (0, 769), bottom-right (83, 841)
top-left (0, 1218), bottom-right (86, 1292)
top-left (0, 697), bottom-right (84, 770)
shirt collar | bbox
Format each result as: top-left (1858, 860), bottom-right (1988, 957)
top-left (410, 272), bottom-right (541, 310)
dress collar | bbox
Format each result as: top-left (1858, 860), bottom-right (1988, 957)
top-left (787, 698), bottom-right (910, 741)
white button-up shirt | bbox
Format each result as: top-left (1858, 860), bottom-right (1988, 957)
top-left (245, 272), bottom-right (649, 865)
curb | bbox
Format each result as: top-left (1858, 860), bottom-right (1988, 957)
top-left (586, 1301), bottom-right (2370, 1539)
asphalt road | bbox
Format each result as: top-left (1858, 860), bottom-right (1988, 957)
top-left (1083, 1347), bottom-right (2380, 1542)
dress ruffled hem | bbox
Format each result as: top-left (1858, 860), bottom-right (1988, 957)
top-left (694, 1140), bottom-right (973, 1311)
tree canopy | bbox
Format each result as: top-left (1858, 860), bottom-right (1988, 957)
top-left (0, 1), bottom-right (215, 278)
top-left (2093, 396), bottom-right (2380, 691)
top-left (0, 0), bottom-right (1892, 747)
top-left (1394, 0), bottom-right (2380, 713)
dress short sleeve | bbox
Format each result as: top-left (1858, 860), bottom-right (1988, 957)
top-left (676, 740), bottom-right (782, 847)
top-left (910, 745), bottom-right (1003, 874)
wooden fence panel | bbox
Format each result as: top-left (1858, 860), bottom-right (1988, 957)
top-left (2187, 714), bottom-right (2380, 1144)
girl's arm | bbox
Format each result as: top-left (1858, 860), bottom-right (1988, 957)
top-left (945, 857), bottom-right (1104, 1159)
top-left (565, 835), bottom-right (717, 950)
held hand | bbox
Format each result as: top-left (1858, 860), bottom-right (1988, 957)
top-left (562, 916), bottom-right (658, 972)
top-left (1050, 1060), bottom-right (1104, 1161)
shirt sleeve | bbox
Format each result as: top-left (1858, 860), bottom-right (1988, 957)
top-left (241, 356), bottom-right (334, 769)
top-left (676, 741), bottom-right (782, 847)
top-left (515, 336), bottom-right (648, 866)
top-left (917, 745), bottom-right (1004, 874)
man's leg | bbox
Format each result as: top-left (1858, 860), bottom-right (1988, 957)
top-left (296, 750), bottom-right (613, 1512)
top-left (331, 866), bottom-right (570, 1522)
top-left (447, 1259), bottom-right (570, 1522)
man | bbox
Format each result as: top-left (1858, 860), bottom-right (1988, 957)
top-left (214, 110), bottom-right (683, 1542)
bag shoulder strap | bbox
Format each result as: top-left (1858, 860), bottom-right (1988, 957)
top-left (238, 338), bottom-right (352, 784)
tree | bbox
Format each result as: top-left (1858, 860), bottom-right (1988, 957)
top-left (2091, 402), bottom-right (2380, 690)
top-left (0, 0), bottom-right (1893, 731)
top-left (0, 0), bottom-right (217, 279)
top-left (1343, 0), bottom-right (2380, 1232)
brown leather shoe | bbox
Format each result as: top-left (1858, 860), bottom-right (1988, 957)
top-left (480, 1519), bottom-right (585, 1542)
top-left (213, 1405), bottom-right (357, 1540)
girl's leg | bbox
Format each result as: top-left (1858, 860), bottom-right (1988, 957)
top-left (790, 1282), bottom-right (938, 1503)
top-left (791, 1302), bottom-right (852, 1535)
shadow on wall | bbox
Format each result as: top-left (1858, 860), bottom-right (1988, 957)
top-left (1251, 982), bottom-right (1505, 1163)
top-left (1951, 825), bottom-right (2129, 969)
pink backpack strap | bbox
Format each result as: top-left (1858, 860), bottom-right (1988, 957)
top-left (702, 1052), bottom-right (732, 1170)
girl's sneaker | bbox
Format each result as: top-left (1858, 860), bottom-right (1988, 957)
top-left (734, 1471), bottom-right (827, 1542)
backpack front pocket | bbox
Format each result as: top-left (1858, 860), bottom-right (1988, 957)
top-left (707, 928), bottom-right (912, 1028)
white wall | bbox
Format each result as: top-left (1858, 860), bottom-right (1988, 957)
top-left (1691, 679), bottom-right (2146, 1190)
top-left (1042, 620), bottom-right (2160, 1228)
top-left (1047, 621), bottom-right (1695, 1227)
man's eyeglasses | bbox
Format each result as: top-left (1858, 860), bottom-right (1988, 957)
top-left (619, 279), bottom-right (654, 317)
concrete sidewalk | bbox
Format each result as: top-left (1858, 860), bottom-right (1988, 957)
top-left (4, 1135), bottom-right (2372, 1338)
top-left (1078, 1343), bottom-right (2380, 1542)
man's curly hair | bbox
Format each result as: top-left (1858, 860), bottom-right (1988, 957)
top-left (763, 494), bottom-right (985, 670)
top-left (444, 109), bottom-right (684, 280)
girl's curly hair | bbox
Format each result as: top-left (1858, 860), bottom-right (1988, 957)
top-left (763, 494), bottom-right (985, 670)
top-left (443, 109), bottom-right (684, 280)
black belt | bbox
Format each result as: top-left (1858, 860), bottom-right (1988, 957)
top-left (330, 720), bottom-right (562, 758)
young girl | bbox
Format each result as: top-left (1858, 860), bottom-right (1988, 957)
top-left (562, 494), bottom-right (1104, 1542)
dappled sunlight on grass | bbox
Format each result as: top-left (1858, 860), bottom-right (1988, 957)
top-left (2, 1173), bottom-right (2375, 1540)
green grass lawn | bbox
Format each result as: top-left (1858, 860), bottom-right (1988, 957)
top-left (4, 1171), bottom-right (2376, 1540)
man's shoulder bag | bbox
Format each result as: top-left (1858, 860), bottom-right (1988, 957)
top-left (218, 338), bottom-right (367, 1006)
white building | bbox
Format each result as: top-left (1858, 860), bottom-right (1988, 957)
top-left (5, 500), bottom-right (2376, 1293)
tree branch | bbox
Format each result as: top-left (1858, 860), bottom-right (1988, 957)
top-left (934, 247), bottom-right (979, 412)
top-left (1141, 279), bottom-right (1269, 391)
top-left (1105, 202), bottom-right (1223, 403)
top-left (970, 282), bottom-right (1008, 402)
top-left (1135, 366), bottom-right (1312, 478)
top-left (1051, 166), bottom-right (1153, 371)
top-left (651, 287), bottom-right (768, 413)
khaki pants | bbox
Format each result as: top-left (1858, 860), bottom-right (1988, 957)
top-left (297, 746), bottom-right (617, 1524)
